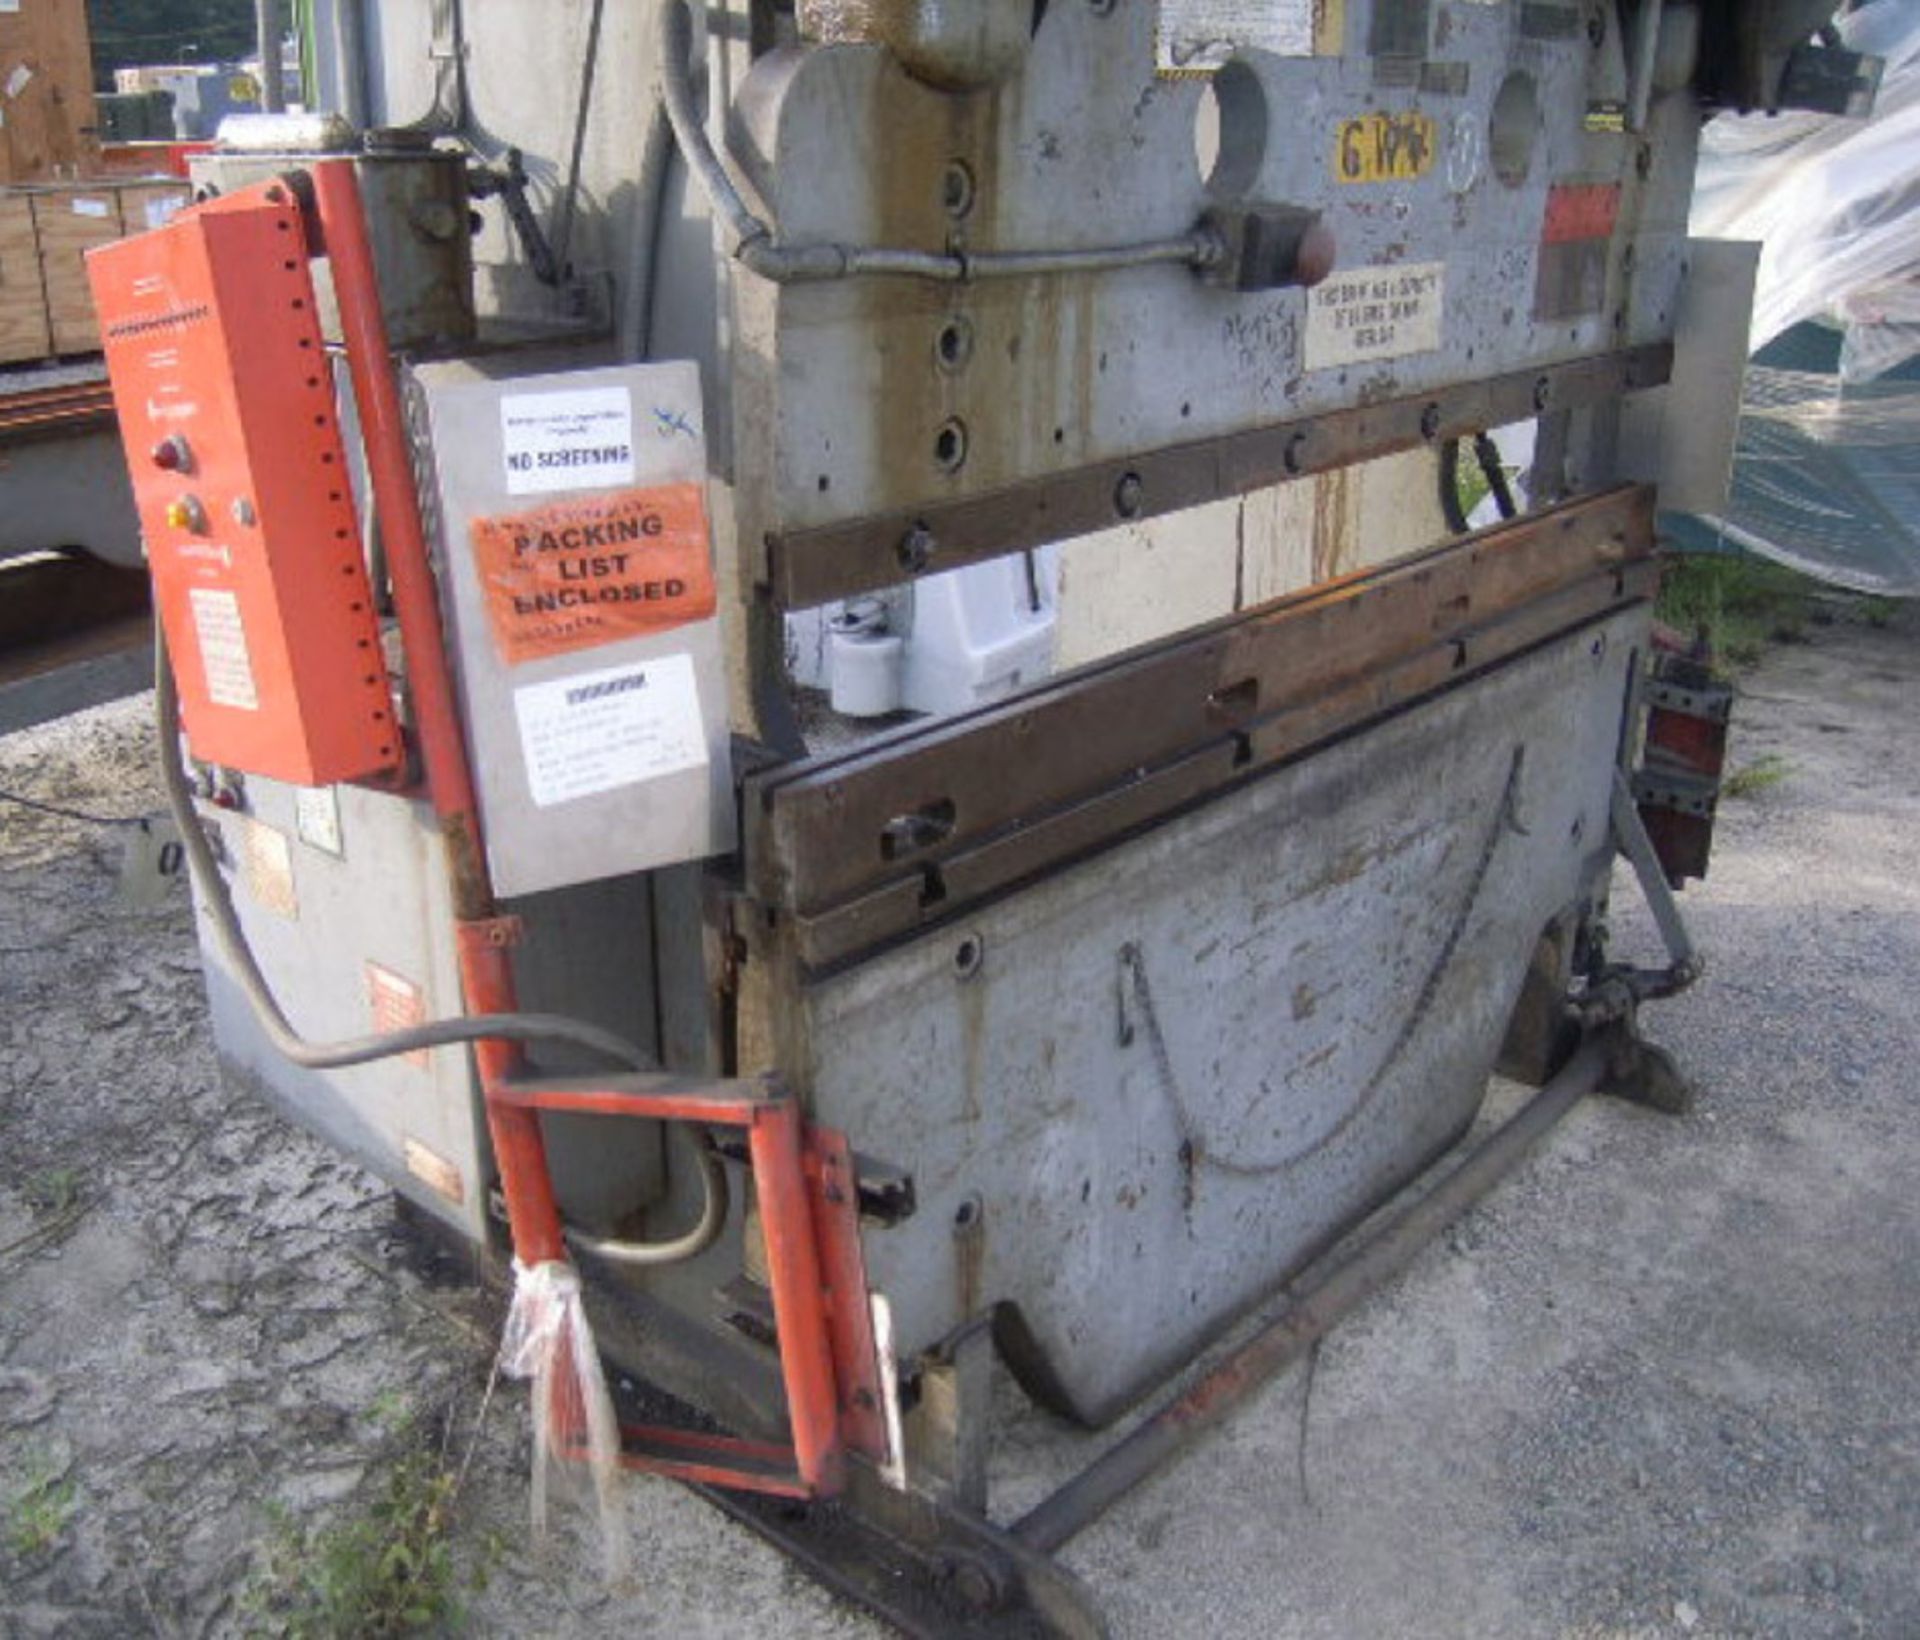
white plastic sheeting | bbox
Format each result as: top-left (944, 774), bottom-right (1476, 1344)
top-left (499, 1258), bottom-right (627, 1573)
top-left (1691, 0), bottom-right (1920, 382)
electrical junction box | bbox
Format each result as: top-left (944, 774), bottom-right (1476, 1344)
top-left (86, 182), bottom-right (399, 786)
top-left (409, 358), bottom-right (734, 898)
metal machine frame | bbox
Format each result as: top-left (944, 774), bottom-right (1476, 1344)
top-left (80, 0), bottom-right (1823, 1616)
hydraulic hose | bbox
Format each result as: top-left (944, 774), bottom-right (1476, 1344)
top-left (155, 622), bottom-right (645, 1075)
top-left (156, 623), bottom-right (727, 1264)
top-left (655, 0), bottom-right (1219, 285)
top-left (157, 624), bottom-right (647, 1070)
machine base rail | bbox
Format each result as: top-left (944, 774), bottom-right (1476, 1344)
top-left (665, 1025), bottom-right (1664, 1637)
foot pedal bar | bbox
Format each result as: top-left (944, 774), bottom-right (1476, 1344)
top-left (499, 1072), bottom-right (892, 1498)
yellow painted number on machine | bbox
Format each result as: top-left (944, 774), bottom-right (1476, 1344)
top-left (1335, 111), bottom-right (1436, 183)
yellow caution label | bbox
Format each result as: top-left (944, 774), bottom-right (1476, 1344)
top-left (1333, 111), bottom-right (1437, 183)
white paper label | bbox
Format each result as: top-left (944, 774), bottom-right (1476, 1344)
top-left (4, 64), bottom-right (31, 99)
top-left (294, 785), bottom-right (343, 856)
top-left (71, 197), bottom-right (112, 220)
top-left (142, 194), bottom-right (186, 230)
top-left (513, 652), bottom-right (706, 809)
top-left (187, 586), bottom-right (259, 710)
top-left (500, 387), bottom-right (635, 496)
top-left (1303, 261), bottom-right (1446, 370)
top-left (1157, 0), bottom-right (1315, 73)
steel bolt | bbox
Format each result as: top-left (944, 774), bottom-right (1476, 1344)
top-left (1113, 471), bottom-right (1145, 519)
top-left (1283, 432), bottom-right (1309, 475)
top-left (1532, 376), bottom-right (1552, 411)
top-left (897, 523), bottom-right (937, 574)
top-left (1420, 403), bottom-right (1442, 440)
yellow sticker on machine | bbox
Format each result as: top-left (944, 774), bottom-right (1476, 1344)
top-left (1333, 111), bottom-right (1437, 183)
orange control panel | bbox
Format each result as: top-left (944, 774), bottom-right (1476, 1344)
top-left (86, 180), bottom-right (398, 787)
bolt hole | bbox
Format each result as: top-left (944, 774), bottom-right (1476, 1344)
top-left (933, 418), bottom-right (968, 473)
top-left (942, 160), bottom-right (975, 219)
top-left (1489, 71), bottom-right (1540, 189)
top-left (954, 1196), bottom-right (981, 1229)
top-left (953, 933), bottom-right (985, 980)
top-left (1052, 426), bottom-right (1065, 445)
top-left (1194, 58), bottom-right (1269, 201)
top-left (935, 317), bottom-right (973, 372)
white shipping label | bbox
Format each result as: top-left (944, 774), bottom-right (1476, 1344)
top-left (187, 586), bottom-right (260, 710)
top-left (4, 64), bottom-right (30, 99)
top-left (71, 197), bottom-right (112, 220)
top-left (294, 785), bottom-right (343, 856)
top-left (513, 652), bottom-right (707, 809)
top-left (1303, 261), bottom-right (1446, 370)
top-left (500, 387), bottom-right (635, 496)
top-left (143, 195), bottom-right (186, 230)
top-left (1156, 0), bottom-right (1315, 73)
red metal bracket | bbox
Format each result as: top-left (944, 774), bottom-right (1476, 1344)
top-left (499, 1072), bottom-right (890, 1499)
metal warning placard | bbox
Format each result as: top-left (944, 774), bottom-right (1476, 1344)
top-left (468, 483), bottom-right (718, 666)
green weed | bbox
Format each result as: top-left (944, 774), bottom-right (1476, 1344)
top-left (22, 1168), bottom-right (80, 1217)
top-left (1657, 553), bottom-right (1816, 672)
top-left (1723, 755), bottom-right (1792, 799)
top-left (7, 1458), bottom-right (77, 1557)
top-left (241, 1440), bottom-right (462, 1638)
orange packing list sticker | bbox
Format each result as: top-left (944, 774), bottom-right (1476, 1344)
top-left (468, 483), bottom-right (718, 666)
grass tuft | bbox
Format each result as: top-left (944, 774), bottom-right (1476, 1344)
top-left (6, 1457), bottom-right (77, 1557)
top-left (241, 1434), bottom-right (465, 1639)
top-left (1723, 755), bottom-right (1792, 800)
top-left (1657, 553), bottom-right (1817, 673)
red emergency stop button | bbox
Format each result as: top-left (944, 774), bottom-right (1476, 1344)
top-left (150, 434), bottom-right (193, 472)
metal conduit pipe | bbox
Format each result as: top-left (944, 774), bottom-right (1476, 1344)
top-left (656, 0), bottom-right (1220, 285)
top-left (1012, 1029), bottom-right (1617, 1554)
top-left (619, 98), bottom-right (676, 361)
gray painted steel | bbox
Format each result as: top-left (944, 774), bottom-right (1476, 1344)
top-left (194, 774), bottom-right (668, 1242)
top-left (799, 608), bottom-right (1644, 1422)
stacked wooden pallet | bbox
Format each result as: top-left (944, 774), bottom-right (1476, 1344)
top-left (0, 0), bottom-right (100, 185)
top-left (0, 180), bottom-right (191, 362)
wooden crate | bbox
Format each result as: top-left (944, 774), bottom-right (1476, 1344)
top-left (0, 194), bottom-right (52, 363)
top-left (116, 179), bottom-right (192, 237)
top-left (0, 0), bottom-right (100, 184)
top-left (30, 186), bottom-right (120, 353)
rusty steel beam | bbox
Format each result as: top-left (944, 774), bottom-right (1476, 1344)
top-left (764, 343), bottom-right (1671, 607)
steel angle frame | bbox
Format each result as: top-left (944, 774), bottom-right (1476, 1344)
top-left (746, 484), bottom-right (1659, 970)
top-left (763, 345), bottom-right (1671, 607)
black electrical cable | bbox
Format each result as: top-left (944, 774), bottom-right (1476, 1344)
top-left (1474, 431), bottom-right (1519, 521)
top-left (1439, 433), bottom-right (1520, 533)
top-left (152, 620), bottom-right (727, 1265)
top-left (153, 624), bottom-right (645, 1072)
top-left (0, 789), bottom-right (152, 829)
top-left (1439, 437), bottom-right (1470, 534)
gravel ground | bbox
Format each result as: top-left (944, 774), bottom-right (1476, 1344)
top-left (1, 597), bottom-right (1915, 1638)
